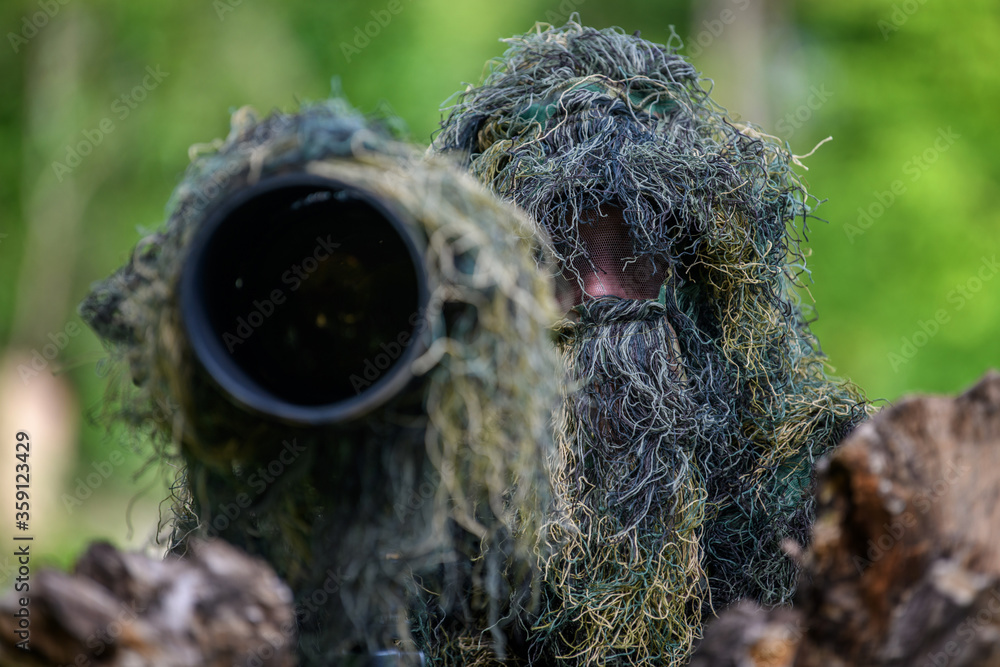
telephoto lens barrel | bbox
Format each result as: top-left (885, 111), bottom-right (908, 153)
top-left (180, 173), bottom-right (430, 425)
top-left (78, 100), bottom-right (561, 666)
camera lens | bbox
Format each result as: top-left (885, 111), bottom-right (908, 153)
top-left (182, 174), bottom-right (428, 424)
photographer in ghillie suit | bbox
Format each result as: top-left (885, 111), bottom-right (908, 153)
top-left (433, 18), bottom-right (869, 665)
top-left (73, 98), bottom-right (565, 666)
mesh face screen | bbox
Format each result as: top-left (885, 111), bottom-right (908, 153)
top-left (553, 206), bottom-right (668, 311)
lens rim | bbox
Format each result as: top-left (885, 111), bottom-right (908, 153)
top-left (180, 172), bottom-right (430, 425)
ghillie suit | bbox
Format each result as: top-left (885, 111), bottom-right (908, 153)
top-left (80, 98), bottom-right (563, 665)
top-left (433, 18), bottom-right (869, 665)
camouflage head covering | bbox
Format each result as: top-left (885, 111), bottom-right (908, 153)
top-left (434, 17), bottom-right (868, 665)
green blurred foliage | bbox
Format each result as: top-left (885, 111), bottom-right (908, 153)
top-left (0, 0), bottom-right (996, 563)
top-left (785, 1), bottom-right (1000, 400)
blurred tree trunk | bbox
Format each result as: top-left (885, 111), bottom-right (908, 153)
top-left (689, 0), bottom-right (774, 126)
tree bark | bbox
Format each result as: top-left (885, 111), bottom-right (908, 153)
top-left (691, 369), bottom-right (1000, 666)
top-left (0, 539), bottom-right (297, 666)
top-left (6, 371), bottom-right (1000, 666)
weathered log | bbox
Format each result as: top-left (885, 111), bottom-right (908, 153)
top-left (691, 370), bottom-right (1000, 666)
top-left (0, 539), bottom-right (296, 666)
top-left (687, 601), bottom-right (803, 667)
top-left (6, 371), bottom-right (1000, 666)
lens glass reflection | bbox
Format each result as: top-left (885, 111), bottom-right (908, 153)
top-left (198, 184), bottom-right (421, 406)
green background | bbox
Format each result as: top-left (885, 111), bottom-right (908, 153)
top-left (0, 0), bottom-right (997, 571)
